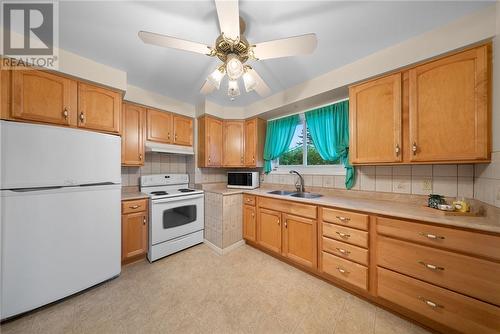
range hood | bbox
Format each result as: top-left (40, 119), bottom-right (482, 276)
top-left (145, 141), bottom-right (194, 155)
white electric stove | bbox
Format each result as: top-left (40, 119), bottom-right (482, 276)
top-left (140, 174), bottom-right (204, 262)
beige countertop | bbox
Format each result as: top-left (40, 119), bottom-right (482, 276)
top-left (121, 190), bottom-right (149, 201)
top-left (200, 183), bottom-right (245, 195)
top-left (244, 187), bottom-right (500, 234)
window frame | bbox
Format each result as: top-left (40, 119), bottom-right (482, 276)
top-left (271, 114), bottom-right (346, 176)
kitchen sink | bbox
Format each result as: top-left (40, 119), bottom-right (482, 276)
top-left (290, 192), bottom-right (322, 199)
top-left (267, 190), bottom-right (295, 195)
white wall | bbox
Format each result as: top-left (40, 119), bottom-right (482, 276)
top-left (124, 85), bottom-right (195, 117)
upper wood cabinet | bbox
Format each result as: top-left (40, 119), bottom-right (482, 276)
top-left (147, 108), bottom-right (172, 143)
top-left (349, 44), bottom-right (491, 165)
top-left (11, 69), bottom-right (78, 126)
top-left (223, 120), bottom-right (244, 167)
top-left (173, 114), bottom-right (193, 146)
top-left (408, 45), bottom-right (489, 162)
top-left (349, 73), bottom-right (402, 164)
top-left (122, 102), bottom-right (145, 166)
top-left (77, 82), bottom-right (121, 134)
top-left (244, 118), bottom-right (266, 167)
top-left (198, 115), bottom-right (223, 167)
top-left (198, 116), bottom-right (266, 168)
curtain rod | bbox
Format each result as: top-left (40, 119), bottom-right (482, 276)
top-left (268, 97), bottom-right (349, 122)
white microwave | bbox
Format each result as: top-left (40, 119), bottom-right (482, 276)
top-left (227, 171), bottom-right (260, 189)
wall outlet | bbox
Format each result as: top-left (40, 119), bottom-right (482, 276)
top-left (422, 178), bottom-right (432, 192)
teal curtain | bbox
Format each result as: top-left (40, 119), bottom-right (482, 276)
top-left (263, 114), bottom-right (300, 173)
top-left (305, 100), bottom-right (355, 189)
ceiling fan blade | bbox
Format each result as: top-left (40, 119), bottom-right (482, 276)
top-left (248, 69), bottom-right (271, 97)
top-left (215, 0), bottom-right (240, 43)
top-left (138, 31), bottom-right (211, 55)
top-left (200, 80), bottom-right (216, 95)
top-left (252, 33), bottom-right (317, 60)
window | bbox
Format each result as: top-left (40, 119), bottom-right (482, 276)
top-left (275, 114), bottom-right (343, 174)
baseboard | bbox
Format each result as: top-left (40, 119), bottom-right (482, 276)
top-left (203, 239), bottom-right (245, 255)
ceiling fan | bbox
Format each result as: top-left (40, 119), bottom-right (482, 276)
top-left (138, 0), bottom-right (318, 100)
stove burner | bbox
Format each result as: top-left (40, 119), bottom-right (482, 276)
top-left (178, 188), bottom-right (195, 193)
top-left (150, 191), bottom-right (168, 196)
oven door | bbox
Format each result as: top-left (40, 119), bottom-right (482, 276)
top-left (150, 193), bottom-right (204, 245)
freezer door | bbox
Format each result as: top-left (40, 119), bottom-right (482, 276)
top-left (0, 185), bottom-right (121, 319)
top-left (0, 121), bottom-right (121, 189)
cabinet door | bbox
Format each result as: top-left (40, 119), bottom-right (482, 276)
top-left (122, 212), bottom-right (147, 263)
top-left (283, 213), bottom-right (317, 269)
top-left (78, 83), bottom-right (121, 133)
top-left (244, 119), bottom-right (256, 166)
top-left (409, 46), bottom-right (489, 162)
top-left (243, 205), bottom-right (256, 242)
top-left (257, 208), bottom-right (282, 254)
top-left (173, 115), bottom-right (193, 146)
top-left (12, 69), bottom-right (77, 126)
top-left (122, 103), bottom-right (145, 166)
top-left (207, 117), bottom-right (223, 166)
top-left (223, 120), bottom-right (244, 166)
top-left (147, 109), bottom-right (172, 143)
top-left (349, 73), bottom-right (402, 164)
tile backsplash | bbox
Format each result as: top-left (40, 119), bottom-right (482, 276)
top-left (263, 152), bottom-right (500, 208)
top-left (263, 164), bottom-right (474, 198)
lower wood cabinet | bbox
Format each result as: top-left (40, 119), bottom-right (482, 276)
top-left (257, 208), bottom-right (282, 254)
top-left (378, 268), bottom-right (500, 334)
top-left (243, 204), bottom-right (256, 242)
top-left (244, 194), bottom-right (500, 334)
top-left (121, 198), bottom-right (148, 264)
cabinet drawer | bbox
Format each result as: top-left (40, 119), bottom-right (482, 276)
top-left (322, 207), bottom-right (369, 231)
top-left (243, 194), bottom-right (256, 206)
top-left (322, 237), bottom-right (368, 266)
top-left (322, 222), bottom-right (368, 248)
top-left (378, 267), bottom-right (500, 334)
top-left (122, 199), bottom-right (148, 214)
top-left (377, 236), bottom-right (500, 306)
top-left (258, 196), bottom-right (317, 219)
top-left (377, 216), bottom-right (500, 261)
top-left (322, 251), bottom-right (367, 290)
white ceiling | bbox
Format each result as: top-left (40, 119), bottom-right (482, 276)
top-left (59, 1), bottom-right (492, 107)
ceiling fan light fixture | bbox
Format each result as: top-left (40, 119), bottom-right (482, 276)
top-left (243, 69), bottom-right (257, 92)
top-left (228, 79), bottom-right (240, 99)
top-left (207, 67), bottom-right (225, 90)
top-left (226, 53), bottom-right (244, 80)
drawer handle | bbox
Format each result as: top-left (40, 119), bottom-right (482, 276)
top-left (336, 248), bottom-right (350, 255)
top-left (418, 296), bottom-right (443, 309)
top-left (418, 261), bottom-right (444, 271)
top-left (336, 216), bottom-right (351, 223)
top-left (336, 231), bottom-right (350, 239)
top-left (129, 205), bottom-right (140, 209)
top-left (419, 233), bottom-right (445, 240)
top-left (336, 266), bottom-right (349, 274)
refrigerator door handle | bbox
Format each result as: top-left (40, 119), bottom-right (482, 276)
top-left (9, 186), bottom-right (64, 192)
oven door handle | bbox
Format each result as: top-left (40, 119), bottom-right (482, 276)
top-left (152, 193), bottom-right (204, 204)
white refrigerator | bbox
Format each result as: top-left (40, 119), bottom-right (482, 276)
top-left (0, 121), bottom-right (121, 320)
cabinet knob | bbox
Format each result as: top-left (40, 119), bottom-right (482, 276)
top-left (412, 142), bottom-right (418, 155)
top-left (419, 232), bottom-right (445, 240)
top-left (418, 261), bottom-right (444, 271)
top-left (336, 247), bottom-right (350, 255)
top-left (395, 144), bottom-right (400, 156)
top-left (418, 296), bottom-right (443, 309)
top-left (63, 108), bottom-right (69, 119)
top-left (336, 231), bottom-right (350, 239)
top-left (284, 221), bottom-right (288, 228)
top-left (336, 216), bottom-right (350, 223)
top-left (79, 112), bottom-right (85, 122)
top-left (168, 133), bottom-right (171, 140)
top-left (251, 213), bottom-right (254, 217)
top-left (336, 266), bottom-right (349, 274)
top-left (277, 219), bottom-right (280, 226)
top-left (129, 205), bottom-right (140, 209)
top-left (143, 216), bottom-right (146, 225)
top-left (208, 156), bottom-right (211, 163)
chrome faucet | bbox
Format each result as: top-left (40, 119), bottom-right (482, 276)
top-left (289, 170), bottom-right (305, 193)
